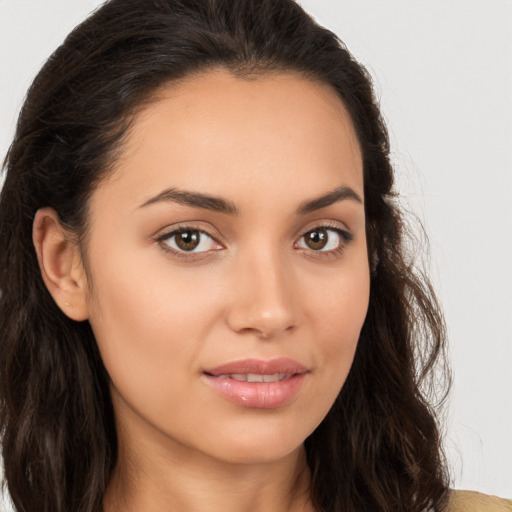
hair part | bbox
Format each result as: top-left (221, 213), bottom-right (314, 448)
top-left (0, 1), bottom-right (450, 511)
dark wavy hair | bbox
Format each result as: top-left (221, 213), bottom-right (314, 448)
top-left (0, 0), bottom-right (451, 511)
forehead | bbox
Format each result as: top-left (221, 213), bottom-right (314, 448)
top-left (96, 69), bottom-right (363, 211)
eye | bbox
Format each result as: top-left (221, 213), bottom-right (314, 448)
top-left (296, 227), bottom-right (351, 253)
top-left (159, 228), bottom-right (221, 254)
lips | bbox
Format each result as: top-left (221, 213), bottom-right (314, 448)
top-left (203, 358), bottom-right (308, 409)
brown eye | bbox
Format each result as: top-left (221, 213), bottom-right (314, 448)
top-left (175, 230), bottom-right (200, 251)
top-left (160, 228), bottom-right (220, 254)
top-left (296, 226), bottom-right (350, 253)
top-left (303, 228), bottom-right (329, 250)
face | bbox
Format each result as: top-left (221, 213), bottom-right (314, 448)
top-left (83, 70), bottom-right (370, 465)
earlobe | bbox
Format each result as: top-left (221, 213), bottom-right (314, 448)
top-left (32, 208), bottom-right (89, 321)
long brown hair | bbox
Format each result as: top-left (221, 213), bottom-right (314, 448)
top-left (0, 0), bottom-right (450, 511)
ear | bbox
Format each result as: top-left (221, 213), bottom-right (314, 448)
top-left (32, 207), bottom-right (89, 321)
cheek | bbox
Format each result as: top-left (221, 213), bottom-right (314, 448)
top-left (306, 262), bottom-right (370, 386)
top-left (312, 256), bottom-right (369, 330)
top-left (85, 248), bottom-right (224, 408)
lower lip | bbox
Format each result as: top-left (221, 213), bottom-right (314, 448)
top-left (203, 373), bottom-right (307, 409)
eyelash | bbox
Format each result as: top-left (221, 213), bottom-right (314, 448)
top-left (154, 222), bottom-right (353, 261)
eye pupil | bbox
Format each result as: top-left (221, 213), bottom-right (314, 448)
top-left (176, 230), bottom-right (200, 251)
top-left (305, 229), bottom-right (328, 250)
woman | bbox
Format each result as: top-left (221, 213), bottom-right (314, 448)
top-left (0, 1), bottom-right (509, 511)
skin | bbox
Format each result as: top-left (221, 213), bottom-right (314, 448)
top-left (34, 69), bottom-right (370, 512)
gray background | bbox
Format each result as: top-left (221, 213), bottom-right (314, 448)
top-left (0, 0), bottom-right (510, 507)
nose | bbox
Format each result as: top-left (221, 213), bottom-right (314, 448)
top-left (225, 248), bottom-right (297, 339)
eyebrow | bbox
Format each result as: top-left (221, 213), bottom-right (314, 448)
top-left (139, 188), bottom-right (238, 215)
top-left (296, 185), bottom-right (363, 214)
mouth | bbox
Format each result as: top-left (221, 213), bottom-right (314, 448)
top-left (202, 358), bottom-right (308, 409)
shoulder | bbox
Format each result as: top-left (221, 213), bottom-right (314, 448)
top-left (446, 490), bottom-right (512, 512)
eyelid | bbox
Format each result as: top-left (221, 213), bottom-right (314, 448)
top-left (295, 219), bottom-right (353, 240)
top-left (153, 221), bottom-right (223, 242)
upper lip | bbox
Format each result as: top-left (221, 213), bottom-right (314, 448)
top-left (204, 358), bottom-right (308, 376)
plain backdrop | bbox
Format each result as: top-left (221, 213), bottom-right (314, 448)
top-left (0, 0), bottom-right (510, 508)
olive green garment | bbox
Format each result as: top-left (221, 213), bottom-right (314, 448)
top-left (447, 490), bottom-right (512, 511)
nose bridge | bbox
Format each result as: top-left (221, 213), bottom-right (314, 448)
top-left (226, 242), bottom-right (296, 338)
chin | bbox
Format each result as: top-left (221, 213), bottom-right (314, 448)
top-left (193, 418), bottom-right (315, 465)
